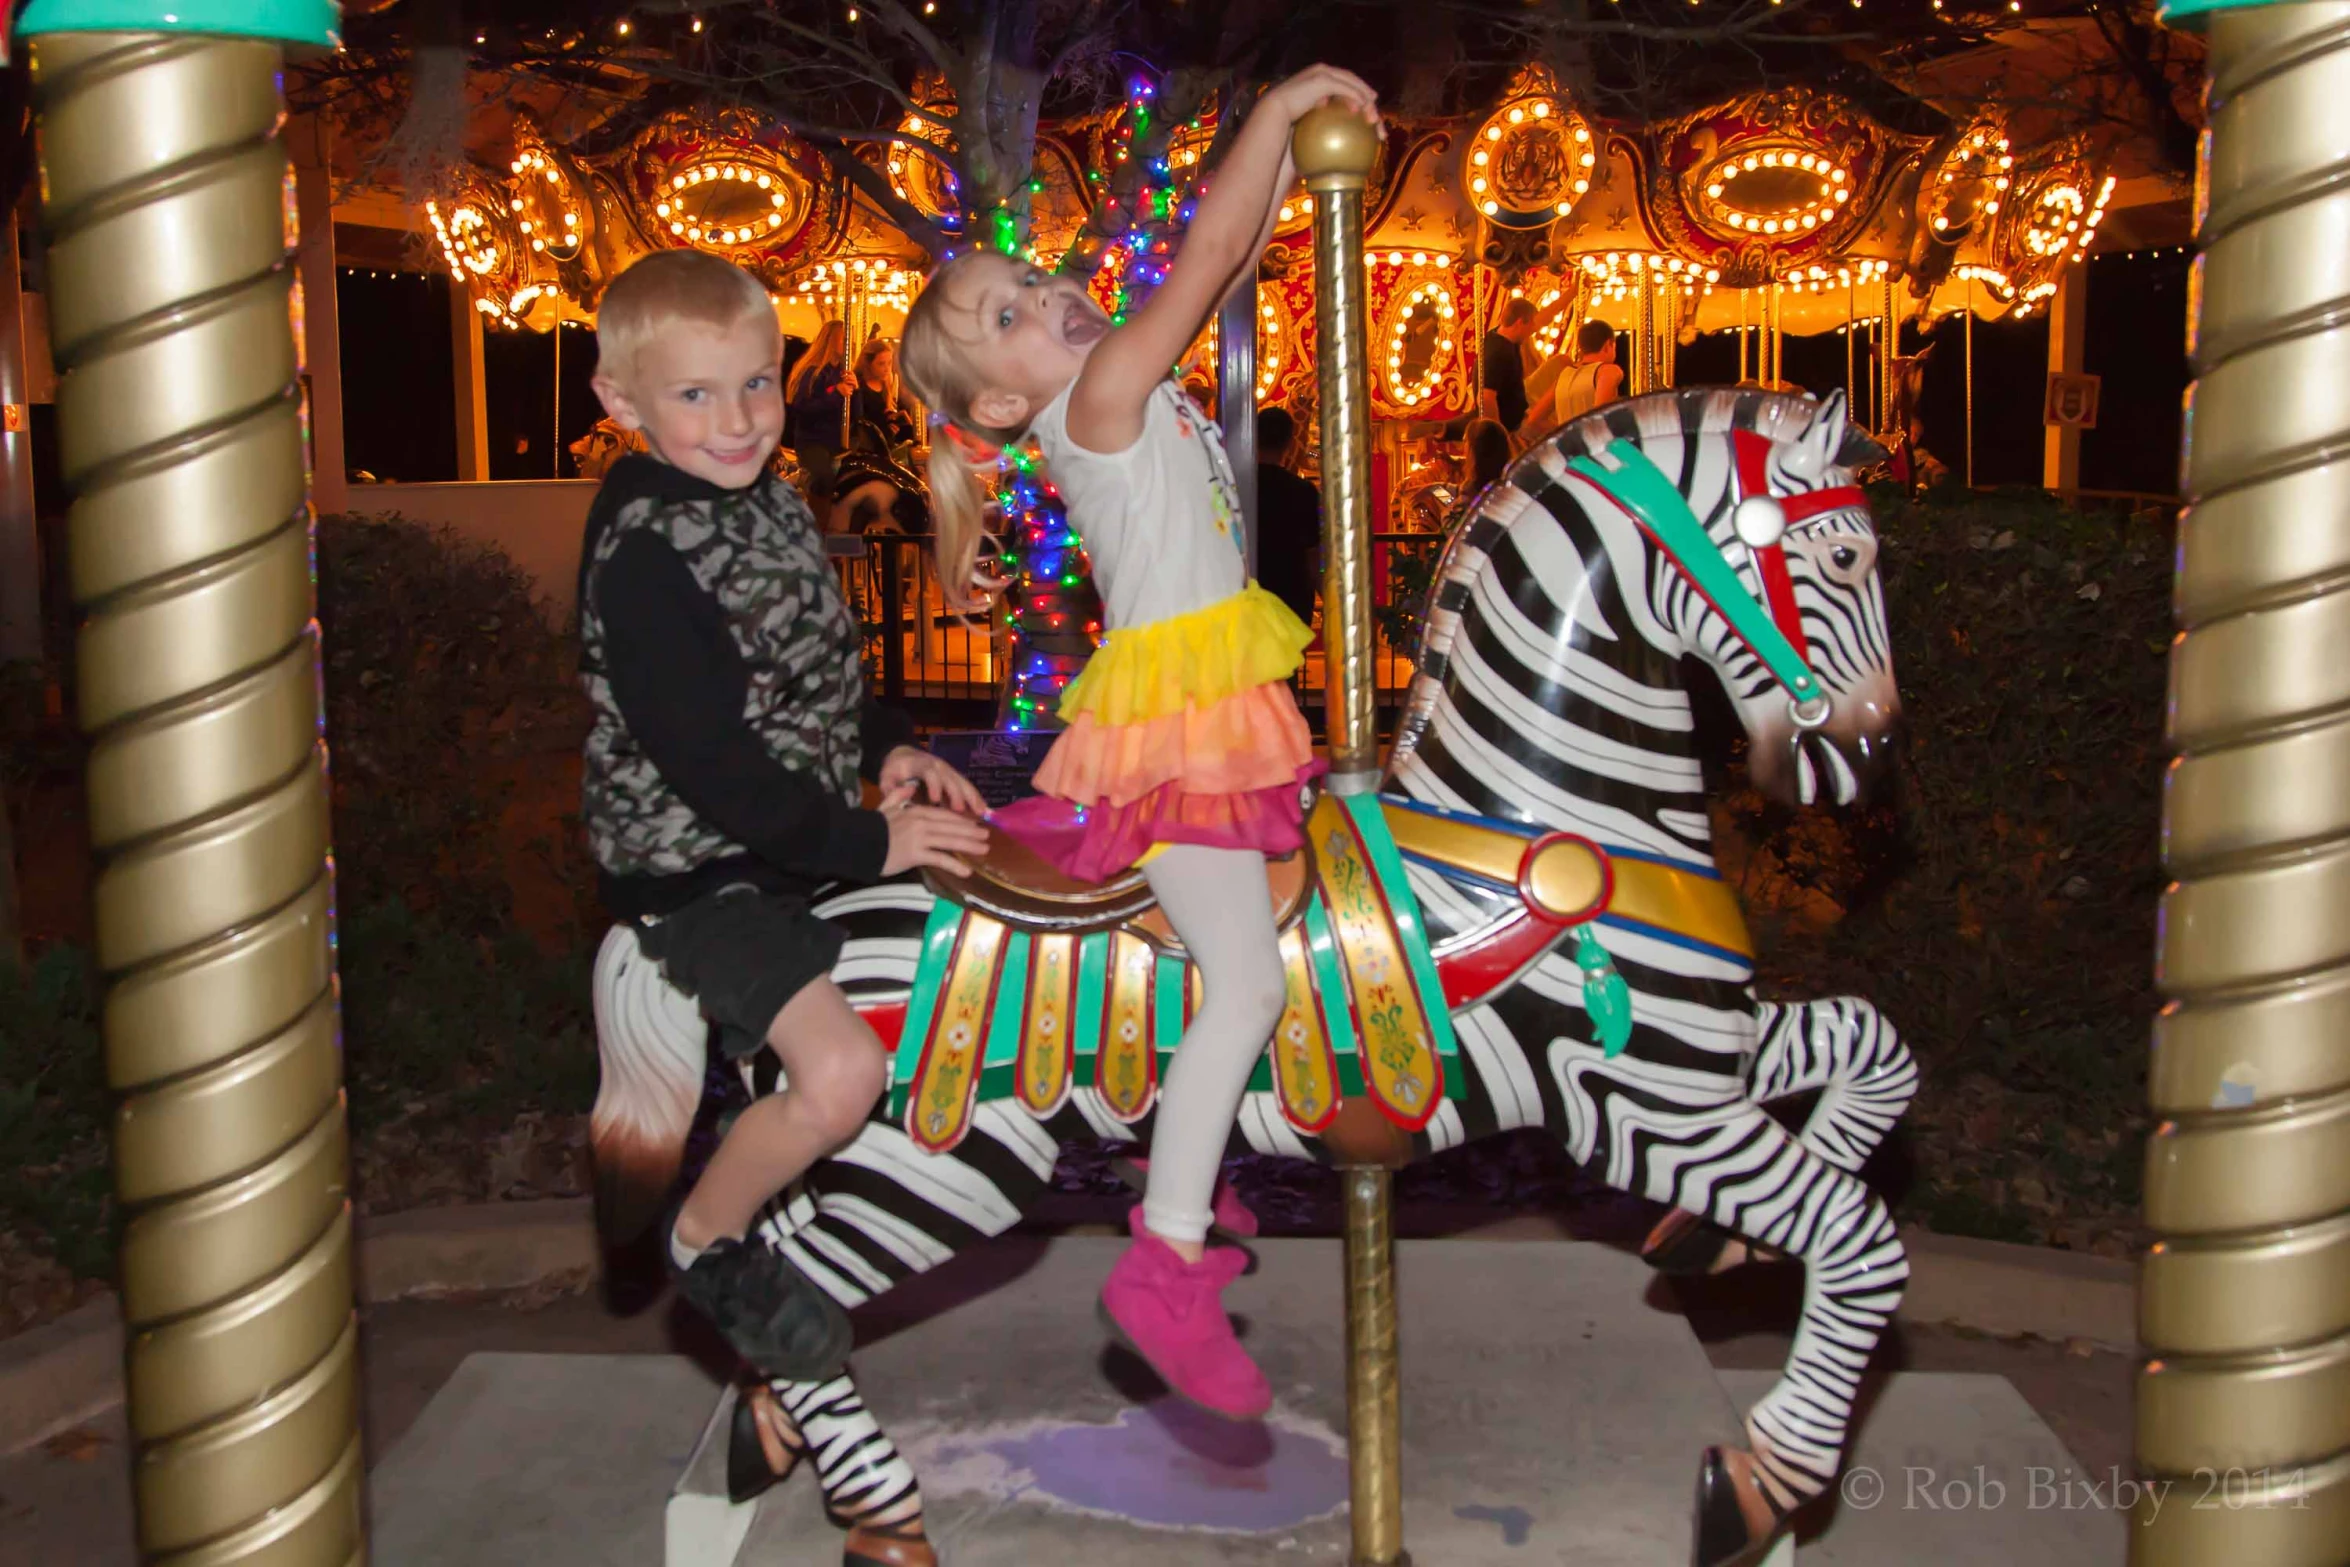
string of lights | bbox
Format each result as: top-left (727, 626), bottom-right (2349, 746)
top-left (993, 443), bottom-right (1103, 732)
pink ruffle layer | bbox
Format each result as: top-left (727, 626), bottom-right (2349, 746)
top-left (989, 760), bottom-right (1326, 885)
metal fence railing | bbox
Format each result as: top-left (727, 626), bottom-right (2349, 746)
top-left (837, 529), bottom-right (1453, 728)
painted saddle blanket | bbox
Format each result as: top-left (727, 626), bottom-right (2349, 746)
top-left (888, 792), bottom-right (1459, 1154)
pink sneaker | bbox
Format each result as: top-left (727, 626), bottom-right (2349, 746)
top-left (1114, 1157), bottom-right (1261, 1239)
top-left (1099, 1208), bottom-right (1272, 1419)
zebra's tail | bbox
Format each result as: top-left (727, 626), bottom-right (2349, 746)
top-left (589, 923), bottom-right (707, 1242)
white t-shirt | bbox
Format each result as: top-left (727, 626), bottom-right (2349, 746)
top-left (1028, 379), bottom-right (1247, 632)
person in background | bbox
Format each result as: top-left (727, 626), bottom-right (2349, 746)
top-left (1462, 418), bottom-right (1512, 502)
top-left (1253, 405), bottom-right (1322, 629)
top-left (852, 339), bottom-right (917, 452)
top-left (1477, 294), bottom-right (1569, 436)
top-left (1527, 319), bottom-right (1625, 437)
top-left (785, 318), bottom-right (853, 493)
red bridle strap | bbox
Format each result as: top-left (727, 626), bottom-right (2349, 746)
top-left (1729, 431), bottom-right (1865, 665)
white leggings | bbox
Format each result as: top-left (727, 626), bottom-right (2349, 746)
top-left (1138, 844), bottom-right (1290, 1244)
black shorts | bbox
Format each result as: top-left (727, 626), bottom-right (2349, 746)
top-left (634, 885), bottom-right (846, 1060)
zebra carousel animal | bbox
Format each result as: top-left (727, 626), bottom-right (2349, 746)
top-left (592, 383), bottom-right (1916, 1567)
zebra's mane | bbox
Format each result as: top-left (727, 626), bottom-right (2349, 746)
top-left (1552, 385), bottom-right (1830, 458)
top-left (1386, 387), bottom-right (1835, 786)
top-left (1407, 389), bottom-right (1808, 682)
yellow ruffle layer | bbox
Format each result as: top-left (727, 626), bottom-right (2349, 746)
top-left (1056, 582), bottom-right (1313, 727)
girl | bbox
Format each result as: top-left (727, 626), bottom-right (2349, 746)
top-left (785, 317), bottom-right (853, 491)
top-left (899, 65), bottom-right (1380, 1419)
top-left (852, 338), bottom-right (917, 451)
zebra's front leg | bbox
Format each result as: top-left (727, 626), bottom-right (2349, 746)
top-left (1644, 996), bottom-right (1916, 1276)
top-left (1667, 1110), bottom-right (1909, 1567)
top-left (726, 1372), bottom-right (934, 1567)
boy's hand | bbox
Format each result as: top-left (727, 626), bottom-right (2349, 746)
top-left (879, 745), bottom-right (989, 816)
top-left (878, 783), bottom-right (992, 878)
top-left (1269, 65), bottom-right (1381, 132)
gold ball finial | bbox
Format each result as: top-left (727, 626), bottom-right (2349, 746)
top-left (1292, 102), bottom-right (1379, 192)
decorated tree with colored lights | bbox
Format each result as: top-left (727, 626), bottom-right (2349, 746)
top-left (992, 446), bottom-right (1105, 731)
top-left (979, 70), bottom-right (1211, 730)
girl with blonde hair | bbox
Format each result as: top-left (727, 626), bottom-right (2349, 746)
top-left (897, 64), bottom-right (1381, 1419)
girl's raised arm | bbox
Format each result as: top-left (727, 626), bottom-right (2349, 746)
top-left (1065, 66), bottom-right (1377, 454)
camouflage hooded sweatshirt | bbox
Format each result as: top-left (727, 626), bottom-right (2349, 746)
top-left (577, 455), bottom-right (913, 919)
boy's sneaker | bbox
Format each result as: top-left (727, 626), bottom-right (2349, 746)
top-left (1098, 1207), bottom-right (1271, 1419)
top-left (671, 1231), bottom-right (853, 1380)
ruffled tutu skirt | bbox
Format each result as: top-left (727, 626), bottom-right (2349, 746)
top-left (989, 582), bottom-right (1323, 883)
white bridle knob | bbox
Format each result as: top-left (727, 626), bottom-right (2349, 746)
top-left (1734, 494), bottom-right (1787, 549)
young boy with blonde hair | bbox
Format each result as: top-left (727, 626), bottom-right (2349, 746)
top-left (579, 250), bottom-right (988, 1376)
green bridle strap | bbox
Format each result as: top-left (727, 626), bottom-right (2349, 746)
top-left (1563, 440), bottom-right (1825, 710)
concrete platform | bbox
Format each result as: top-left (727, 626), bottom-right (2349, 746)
top-left (368, 1352), bottom-right (721, 1567)
top-left (375, 1236), bottom-right (1779, 1565)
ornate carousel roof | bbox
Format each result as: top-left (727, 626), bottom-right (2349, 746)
top-left (416, 63), bottom-right (2129, 421)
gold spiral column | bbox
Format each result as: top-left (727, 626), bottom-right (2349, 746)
top-left (2139, 0), bottom-right (2350, 1560)
top-left (25, 4), bottom-right (363, 1564)
top-left (1297, 106), bottom-right (1380, 791)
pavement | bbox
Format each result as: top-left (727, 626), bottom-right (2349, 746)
top-left (0, 1228), bottom-right (2136, 1567)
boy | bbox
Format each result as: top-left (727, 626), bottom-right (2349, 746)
top-left (579, 251), bottom-right (990, 1377)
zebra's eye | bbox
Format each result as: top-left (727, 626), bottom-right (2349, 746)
top-left (1814, 534), bottom-right (1875, 585)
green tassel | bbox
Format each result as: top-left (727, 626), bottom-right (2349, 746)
top-left (1575, 924), bottom-right (1634, 1057)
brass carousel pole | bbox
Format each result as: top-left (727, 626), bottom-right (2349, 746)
top-left (2136, 0), bottom-right (2350, 1558)
top-left (1738, 287), bottom-right (1750, 382)
top-left (1663, 279), bottom-right (1678, 387)
top-left (1880, 277), bottom-right (1898, 435)
top-left (21, 2), bottom-right (366, 1565)
top-left (1295, 103), bottom-right (1406, 1567)
top-left (1644, 261), bottom-right (1663, 392)
top-left (1846, 276), bottom-right (1857, 410)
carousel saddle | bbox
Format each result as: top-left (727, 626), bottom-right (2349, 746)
top-left (891, 791), bottom-right (1461, 1155)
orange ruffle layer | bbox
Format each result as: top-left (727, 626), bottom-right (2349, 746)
top-left (1033, 680), bottom-right (1316, 808)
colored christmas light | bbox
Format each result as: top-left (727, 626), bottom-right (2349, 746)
top-left (993, 441), bottom-right (1104, 731)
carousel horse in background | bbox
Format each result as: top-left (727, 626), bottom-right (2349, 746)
top-left (592, 386), bottom-right (1917, 1567)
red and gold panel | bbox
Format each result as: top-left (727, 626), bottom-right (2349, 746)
top-left (1270, 927), bottom-right (1340, 1134)
top-left (1259, 234), bottom-right (1476, 423)
top-left (1097, 933), bottom-right (1159, 1123)
top-left (1018, 933), bottom-right (1078, 1118)
top-left (1307, 795), bottom-right (1445, 1131)
top-left (905, 917), bottom-right (1010, 1154)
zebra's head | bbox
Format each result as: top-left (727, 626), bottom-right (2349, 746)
top-left (1682, 390), bottom-right (1901, 808)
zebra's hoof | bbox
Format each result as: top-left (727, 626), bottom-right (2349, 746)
top-left (727, 1384), bottom-right (805, 1505)
top-left (845, 1524), bottom-right (937, 1567)
top-left (1691, 1446), bottom-right (1791, 1567)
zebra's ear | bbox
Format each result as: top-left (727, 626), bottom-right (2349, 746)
top-left (1838, 427), bottom-right (1889, 469)
top-left (1793, 388), bottom-right (1852, 475)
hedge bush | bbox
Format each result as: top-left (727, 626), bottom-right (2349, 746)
top-left (1728, 482), bottom-right (2171, 1253)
